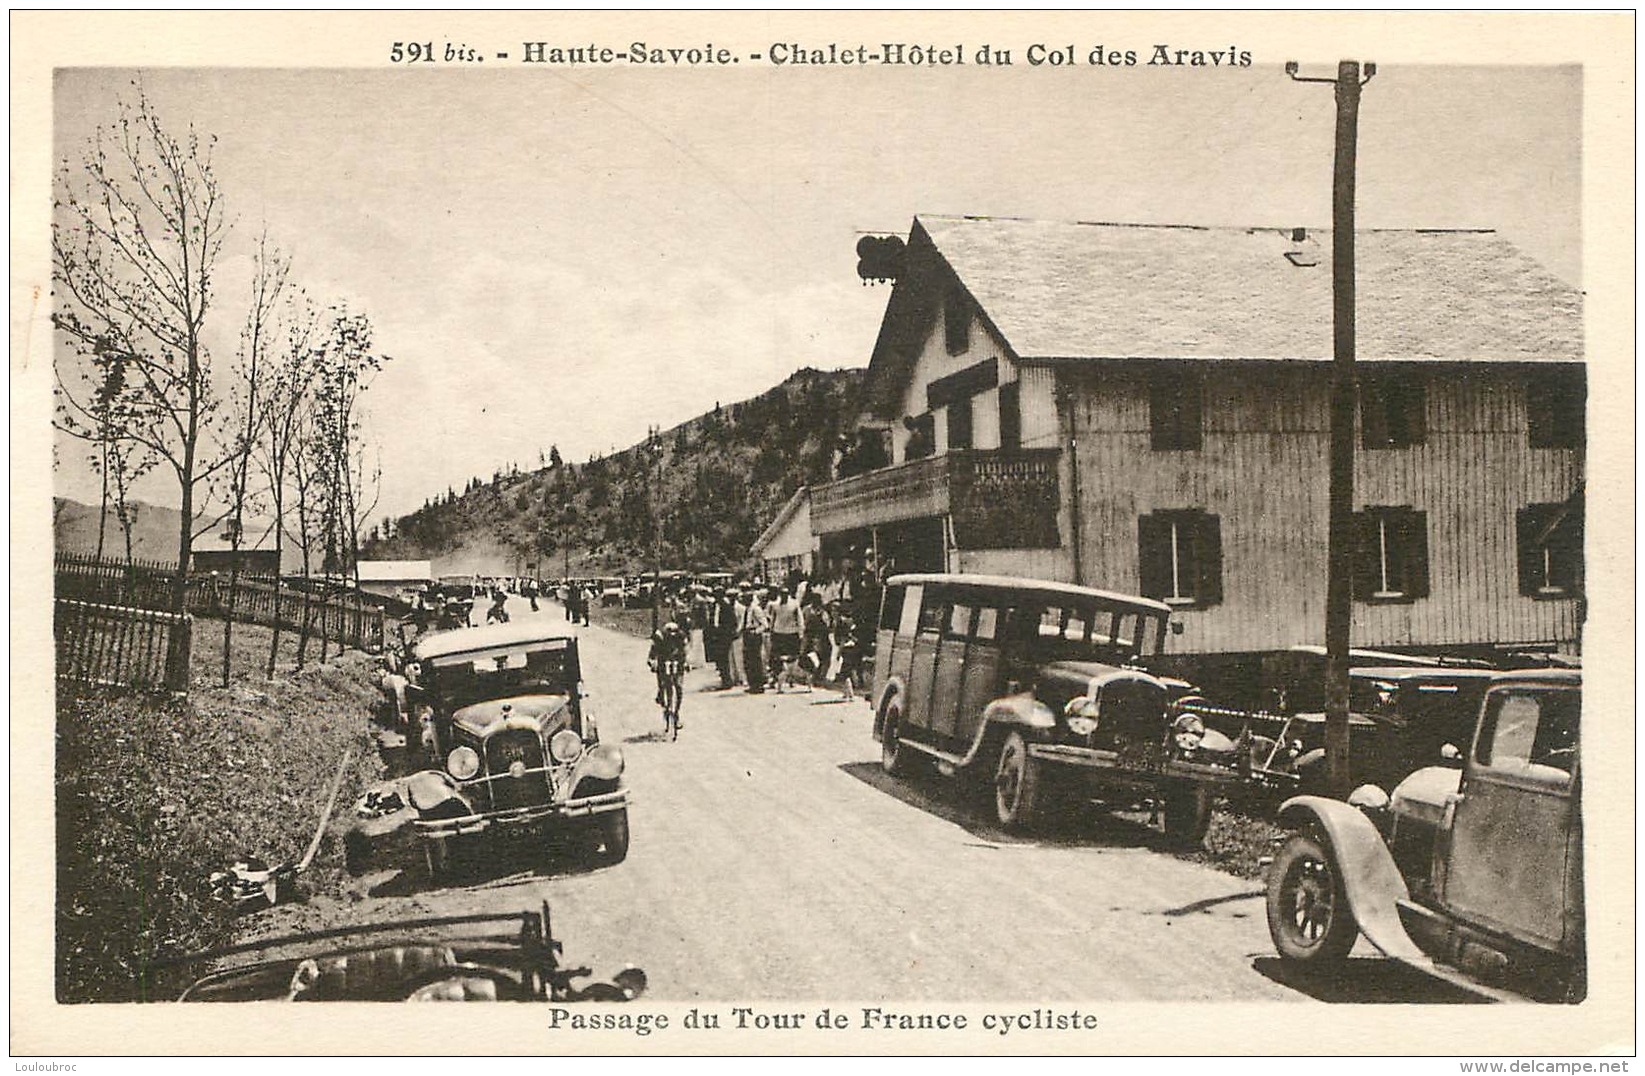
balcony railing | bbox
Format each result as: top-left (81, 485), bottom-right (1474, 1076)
top-left (811, 449), bottom-right (1061, 549)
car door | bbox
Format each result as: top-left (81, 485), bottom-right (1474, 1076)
top-left (873, 584), bottom-right (911, 702)
top-left (956, 604), bottom-right (1004, 745)
top-left (1442, 686), bottom-right (1581, 953)
top-left (929, 603), bottom-right (972, 741)
top-left (903, 590), bottom-right (945, 733)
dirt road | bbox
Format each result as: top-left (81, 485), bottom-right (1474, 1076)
top-left (253, 596), bottom-right (1441, 1002)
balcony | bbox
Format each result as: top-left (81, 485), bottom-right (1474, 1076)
top-left (811, 449), bottom-right (1062, 549)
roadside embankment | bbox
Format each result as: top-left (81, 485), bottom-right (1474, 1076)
top-left (55, 618), bottom-right (387, 1002)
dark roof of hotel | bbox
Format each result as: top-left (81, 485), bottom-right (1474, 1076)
top-left (917, 214), bottom-right (1583, 364)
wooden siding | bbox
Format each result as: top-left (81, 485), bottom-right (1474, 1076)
top-left (1065, 364), bottom-right (1583, 655)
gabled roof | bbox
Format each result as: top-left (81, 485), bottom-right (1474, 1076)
top-left (750, 486), bottom-right (810, 557)
top-left (908, 214), bottom-right (1583, 365)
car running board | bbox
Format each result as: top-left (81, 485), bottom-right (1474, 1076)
top-left (1370, 900), bottom-right (1524, 1003)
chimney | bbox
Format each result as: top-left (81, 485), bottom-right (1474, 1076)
top-left (1291, 227), bottom-right (1307, 242)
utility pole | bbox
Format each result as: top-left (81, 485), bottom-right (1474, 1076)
top-left (646, 425), bottom-right (662, 635)
top-left (1288, 59), bottom-right (1374, 797)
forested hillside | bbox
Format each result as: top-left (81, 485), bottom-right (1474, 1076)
top-left (363, 367), bottom-right (864, 575)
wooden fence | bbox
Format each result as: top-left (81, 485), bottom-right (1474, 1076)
top-left (54, 553), bottom-right (385, 654)
top-left (55, 599), bottom-right (191, 694)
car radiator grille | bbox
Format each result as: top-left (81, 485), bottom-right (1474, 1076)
top-left (484, 729), bottom-right (550, 811)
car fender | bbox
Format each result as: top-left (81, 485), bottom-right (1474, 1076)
top-left (1277, 795), bottom-right (1427, 966)
top-left (872, 677), bottom-right (908, 741)
top-left (980, 694), bottom-right (1057, 734)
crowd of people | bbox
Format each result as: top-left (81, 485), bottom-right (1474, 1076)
top-left (634, 564), bottom-right (884, 704)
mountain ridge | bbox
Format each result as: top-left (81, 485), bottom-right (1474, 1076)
top-left (363, 366), bottom-right (865, 576)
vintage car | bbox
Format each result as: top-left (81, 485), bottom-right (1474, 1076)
top-left (168, 905), bottom-right (646, 1003)
top-left (870, 573), bottom-right (1248, 845)
top-left (1266, 669), bottom-right (1582, 1002)
top-left (352, 623), bottom-right (629, 878)
top-left (1194, 665), bottom-right (1499, 794)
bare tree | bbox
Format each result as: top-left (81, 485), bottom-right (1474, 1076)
top-left (219, 231), bottom-right (290, 685)
top-left (52, 85), bottom-right (232, 610)
top-left (256, 291), bottom-right (321, 677)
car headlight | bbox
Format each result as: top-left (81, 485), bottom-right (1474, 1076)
top-left (1172, 713), bottom-right (1205, 751)
top-left (1347, 784), bottom-right (1390, 812)
top-left (1067, 716), bottom-right (1099, 737)
top-left (550, 728), bottom-right (584, 764)
top-left (584, 743), bottom-right (624, 781)
top-left (446, 745), bottom-right (481, 780)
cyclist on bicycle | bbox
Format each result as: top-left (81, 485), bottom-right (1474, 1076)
top-left (648, 618), bottom-right (689, 739)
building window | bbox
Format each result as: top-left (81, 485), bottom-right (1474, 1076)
top-left (1353, 506), bottom-right (1429, 602)
top-left (947, 396), bottom-right (973, 450)
top-left (903, 412), bottom-right (935, 461)
top-left (944, 287), bottom-right (970, 355)
top-left (1149, 368), bottom-right (1203, 451)
top-left (1526, 367), bottom-right (1586, 449)
top-left (1360, 373), bottom-right (1426, 449)
top-left (1517, 501), bottom-right (1583, 598)
top-left (1137, 510), bottom-right (1223, 608)
top-left (999, 381), bottom-right (1021, 450)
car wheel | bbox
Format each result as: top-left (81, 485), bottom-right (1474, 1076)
top-left (595, 809), bottom-right (630, 865)
top-left (1163, 781), bottom-right (1214, 848)
top-left (1266, 832), bottom-right (1358, 966)
top-left (994, 730), bottom-right (1042, 831)
top-left (879, 698), bottom-right (917, 777)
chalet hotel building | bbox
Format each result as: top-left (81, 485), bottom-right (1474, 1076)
top-left (803, 214), bottom-right (1584, 693)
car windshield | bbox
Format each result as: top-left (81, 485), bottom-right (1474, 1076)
top-left (1004, 600), bottom-right (1162, 662)
top-left (429, 646), bottom-right (575, 707)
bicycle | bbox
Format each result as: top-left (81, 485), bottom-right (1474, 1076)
top-left (653, 657), bottom-right (686, 740)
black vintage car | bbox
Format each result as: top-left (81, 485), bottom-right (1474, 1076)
top-left (1192, 665), bottom-right (1500, 794)
top-left (169, 905), bottom-right (646, 1003)
top-left (352, 623), bottom-right (629, 878)
top-left (869, 574), bottom-right (1248, 846)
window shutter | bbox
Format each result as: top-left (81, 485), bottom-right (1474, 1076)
top-left (1195, 513), bottom-right (1223, 606)
top-left (1137, 513), bottom-right (1173, 600)
top-left (1149, 376), bottom-right (1175, 450)
top-left (947, 396), bottom-right (973, 450)
top-left (1404, 379), bottom-right (1427, 445)
top-left (1401, 509), bottom-right (1430, 599)
top-left (1351, 511), bottom-right (1380, 600)
top-left (1179, 372), bottom-right (1204, 450)
top-left (1516, 505), bottom-right (1547, 595)
top-left (999, 382), bottom-right (1021, 450)
top-left (1359, 381), bottom-right (1388, 449)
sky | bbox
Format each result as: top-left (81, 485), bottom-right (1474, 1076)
top-left (51, 63), bottom-right (1581, 525)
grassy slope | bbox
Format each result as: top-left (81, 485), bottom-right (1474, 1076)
top-left (55, 619), bottom-right (387, 1002)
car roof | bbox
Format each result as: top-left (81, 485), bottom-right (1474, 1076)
top-left (412, 622), bottom-right (578, 660)
top-left (1489, 668), bottom-right (1582, 687)
top-left (884, 573), bottom-right (1172, 615)
top-left (1352, 666), bottom-right (1500, 682)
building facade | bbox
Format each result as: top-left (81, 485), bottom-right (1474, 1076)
top-left (750, 487), bottom-right (817, 583)
top-left (812, 215), bottom-right (1584, 674)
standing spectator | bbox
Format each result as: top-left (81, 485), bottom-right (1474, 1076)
top-left (767, 584), bottom-right (803, 692)
top-left (565, 580), bottom-right (576, 621)
top-left (578, 583), bottom-right (591, 626)
top-left (829, 600), bottom-right (862, 702)
top-left (799, 590), bottom-right (831, 691)
top-left (727, 586), bottom-right (749, 687)
top-left (739, 585), bottom-right (769, 694)
top-left (706, 587), bottom-right (735, 689)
